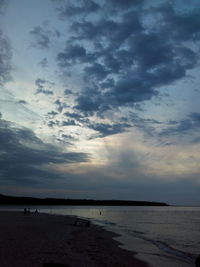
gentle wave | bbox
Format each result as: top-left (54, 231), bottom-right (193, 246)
top-left (92, 218), bottom-right (116, 226)
top-left (126, 228), bottom-right (195, 264)
top-left (95, 220), bottom-right (196, 265)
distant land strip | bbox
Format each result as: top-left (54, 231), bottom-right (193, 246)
top-left (0, 194), bottom-right (169, 206)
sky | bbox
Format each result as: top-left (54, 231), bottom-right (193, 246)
top-left (0, 0), bottom-right (200, 205)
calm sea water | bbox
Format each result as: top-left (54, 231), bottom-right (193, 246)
top-left (1, 205), bottom-right (199, 267)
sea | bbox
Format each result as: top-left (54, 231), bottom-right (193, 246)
top-left (1, 205), bottom-right (199, 267)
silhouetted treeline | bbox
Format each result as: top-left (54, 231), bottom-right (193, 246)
top-left (0, 194), bottom-right (169, 206)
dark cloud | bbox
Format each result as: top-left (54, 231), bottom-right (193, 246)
top-left (58, 0), bottom-right (100, 18)
top-left (99, 78), bottom-right (115, 92)
top-left (111, 11), bottom-right (144, 42)
top-left (55, 1), bottom-right (199, 119)
top-left (64, 111), bottom-right (82, 120)
top-left (71, 19), bottom-right (119, 42)
top-left (63, 111), bottom-right (131, 137)
top-left (107, 0), bottom-right (145, 10)
top-left (47, 120), bottom-right (59, 128)
top-left (62, 119), bottom-right (77, 126)
top-left (35, 78), bottom-right (54, 95)
top-left (64, 89), bottom-right (73, 95)
top-left (72, 11), bottom-right (143, 43)
top-left (54, 99), bottom-right (66, 113)
top-left (36, 89), bottom-right (53, 95)
top-left (74, 84), bottom-right (105, 113)
top-left (52, 0), bottom-right (200, 146)
top-left (128, 114), bottom-right (163, 137)
top-left (160, 112), bottom-right (200, 137)
top-left (64, 111), bottom-right (89, 124)
top-left (18, 100), bottom-right (28, 105)
top-left (0, 30), bottom-right (12, 86)
top-left (74, 87), bottom-right (112, 117)
top-left (30, 26), bottom-right (51, 49)
top-left (128, 32), bottom-right (172, 71)
top-left (62, 134), bottom-right (77, 140)
top-left (189, 112), bottom-right (200, 124)
top-left (88, 122), bottom-right (131, 138)
top-left (56, 133), bottom-right (77, 145)
top-left (75, 94), bottom-right (101, 116)
top-left (156, 3), bottom-right (200, 41)
top-left (2, 117), bottom-right (199, 203)
top-left (127, 31), bottom-right (197, 74)
top-left (57, 43), bottom-right (96, 67)
top-left (0, 119), bottom-right (88, 185)
top-left (107, 73), bottom-right (158, 105)
top-left (84, 62), bottom-right (109, 80)
top-left (39, 58), bottom-right (48, 68)
top-left (47, 111), bottom-right (58, 117)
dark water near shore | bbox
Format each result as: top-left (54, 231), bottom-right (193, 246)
top-left (1, 205), bottom-right (199, 267)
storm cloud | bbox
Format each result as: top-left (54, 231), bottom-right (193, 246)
top-left (55, 0), bottom-right (200, 120)
top-left (0, 119), bottom-right (89, 185)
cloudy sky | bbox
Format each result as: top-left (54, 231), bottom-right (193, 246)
top-left (0, 0), bottom-right (200, 205)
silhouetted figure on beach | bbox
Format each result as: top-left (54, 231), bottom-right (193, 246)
top-left (24, 208), bottom-right (27, 215)
top-left (27, 208), bottom-right (31, 215)
top-left (34, 209), bottom-right (38, 214)
top-left (99, 211), bottom-right (102, 215)
top-left (196, 255), bottom-right (200, 267)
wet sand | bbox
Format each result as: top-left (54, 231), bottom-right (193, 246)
top-left (0, 211), bottom-right (150, 267)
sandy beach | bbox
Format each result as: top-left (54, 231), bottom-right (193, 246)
top-left (0, 211), bottom-right (149, 267)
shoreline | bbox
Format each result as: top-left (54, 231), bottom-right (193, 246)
top-left (0, 211), bottom-right (150, 267)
